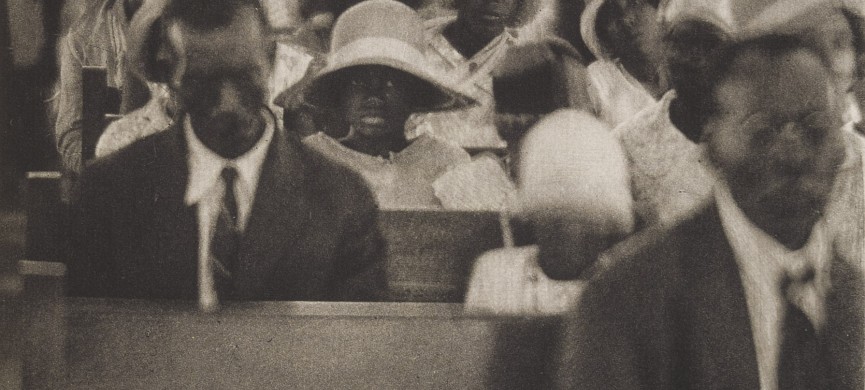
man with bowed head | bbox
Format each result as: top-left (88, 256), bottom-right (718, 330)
top-left (70, 0), bottom-right (386, 305)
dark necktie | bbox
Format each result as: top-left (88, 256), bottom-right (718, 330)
top-left (777, 266), bottom-right (826, 390)
top-left (211, 166), bottom-right (240, 299)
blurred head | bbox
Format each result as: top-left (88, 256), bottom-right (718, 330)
top-left (703, 36), bottom-right (846, 248)
top-left (340, 65), bottom-right (418, 140)
top-left (518, 110), bottom-right (634, 279)
top-left (593, 0), bottom-right (666, 91)
top-left (664, 18), bottom-right (732, 141)
top-left (161, 0), bottom-right (275, 158)
top-left (455, 0), bottom-right (523, 42)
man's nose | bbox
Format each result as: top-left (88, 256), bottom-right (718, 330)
top-left (361, 81), bottom-right (388, 104)
top-left (775, 122), bottom-right (817, 169)
top-left (214, 81), bottom-right (244, 112)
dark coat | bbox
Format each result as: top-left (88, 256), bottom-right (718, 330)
top-left (69, 123), bottom-right (386, 301)
top-left (554, 204), bottom-right (864, 390)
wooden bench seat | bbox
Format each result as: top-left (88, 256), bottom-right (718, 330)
top-left (66, 298), bottom-right (559, 389)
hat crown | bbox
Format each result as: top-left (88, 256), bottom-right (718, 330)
top-left (331, 0), bottom-right (426, 54)
top-left (660, 0), bottom-right (857, 36)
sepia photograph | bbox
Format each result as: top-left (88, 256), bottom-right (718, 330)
top-left (1, 0), bottom-right (864, 388)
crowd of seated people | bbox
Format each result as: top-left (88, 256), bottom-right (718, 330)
top-left (52, 0), bottom-right (865, 387)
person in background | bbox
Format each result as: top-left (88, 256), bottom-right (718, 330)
top-left (296, 0), bottom-right (518, 210)
top-left (404, 0), bottom-right (542, 149)
top-left (276, 0), bottom-right (431, 139)
top-left (70, 0), bottom-right (385, 304)
top-left (553, 31), bottom-right (863, 390)
top-left (579, 0), bottom-right (666, 128)
top-left (53, 0), bottom-right (146, 174)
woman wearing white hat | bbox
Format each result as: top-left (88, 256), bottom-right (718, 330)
top-left (578, 0), bottom-right (668, 128)
top-left (301, 0), bottom-right (517, 210)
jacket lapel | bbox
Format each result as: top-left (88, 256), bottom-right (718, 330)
top-left (233, 130), bottom-right (309, 299)
top-left (823, 250), bottom-right (865, 390)
top-left (148, 126), bottom-right (199, 296)
top-left (676, 205), bottom-right (761, 389)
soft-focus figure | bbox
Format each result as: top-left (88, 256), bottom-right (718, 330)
top-left (404, 0), bottom-right (541, 148)
top-left (580, 0), bottom-right (665, 128)
top-left (70, 0), bottom-right (386, 304)
top-left (465, 110), bottom-right (633, 314)
top-left (554, 33), bottom-right (863, 390)
top-left (300, 0), bottom-right (515, 210)
top-left (53, 0), bottom-right (147, 173)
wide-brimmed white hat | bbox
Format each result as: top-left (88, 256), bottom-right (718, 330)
top-left (126, 0), bottom-right (172, 83)
top-left (579, 0), bottom-right (609, 60)
top-left (303, 0), bottom-right (475, 112)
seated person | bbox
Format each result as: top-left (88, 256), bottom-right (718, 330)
top-left (295, 0), bottom-right (515, 210)
top-left (554, 33), bottom-right (863, 390)
top-left (578, 0), bottom-right (666, 128)
top-left (465, 110), bottom-right (634, 315)
top-left (405, 0), bottom-right (542, 149)
top-left (53, 0), bottom-right (146, 173)
top-left (70, 0), bottom-right (385, 305)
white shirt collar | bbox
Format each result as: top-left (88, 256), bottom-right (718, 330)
top-left (715, 182), bottom-right (832, 390)
top-left (716, 183), bottom-right (831, 279)
top-left (183, 112), bottom-right (275, 206)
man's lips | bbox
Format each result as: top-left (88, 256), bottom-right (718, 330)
top-left (359, 115), bottom-right (385, 126)
top-left (480, 13), bottom-right (503, 22)
top-left (477, 12), bottom-right (505, 23)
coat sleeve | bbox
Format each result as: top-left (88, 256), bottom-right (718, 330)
top-left (327, 178), bottom-right (387, 302)
top-left (67, 163), bottom-right (116, 297)
top-left (54, 34), bottom-right (85, 174)
top-left (553, 279), bottom-right (645, 390)
top-left (552, 255), bottom-right (680, 390)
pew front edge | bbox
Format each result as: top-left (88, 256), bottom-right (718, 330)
top-left (67, 298), bottom-right (560, 389)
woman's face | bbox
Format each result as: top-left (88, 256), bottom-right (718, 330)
top-left (457, 0), bottom-right (521, 42)
top-left (705, 47), bottom-right (846, 246)
top-left (609, 0), bottom-right (667, 90)
top-left (341, 65), bottom-right (414, 139)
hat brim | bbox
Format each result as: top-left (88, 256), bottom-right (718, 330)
top-left (127, 0), bottom-right (172, 83)
top-left (303, 37), bottom-right (477, 112)
top-left (580, 0), bottom-right (610, 60)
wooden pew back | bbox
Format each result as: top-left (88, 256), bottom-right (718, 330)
top-left (25, 172), bottom-right (64, 262)
top-left (3, 261), bottom-right (67, 390)
top-left (25, 187), bottom-right (504, 301)
top-left (67, 298), bottom-right (558, 389)
top-left (378, 210), bottom-right (505, 302)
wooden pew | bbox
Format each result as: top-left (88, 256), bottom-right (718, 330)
top-left (25, 172), bottom-right (65, 262)
top-left (2, 261), bottom-right (67, 390)
top-left (66, 298), bottom-right (559, 389)
top-left (378, 210), bottom-right (505, 302)
top-left (24, 174), bottom-right (505, 300)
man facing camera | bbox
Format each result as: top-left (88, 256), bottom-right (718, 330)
top-left (70, 0), bottom-right (385, 304)
top-left (554, 35), bottom-right (863, 389)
